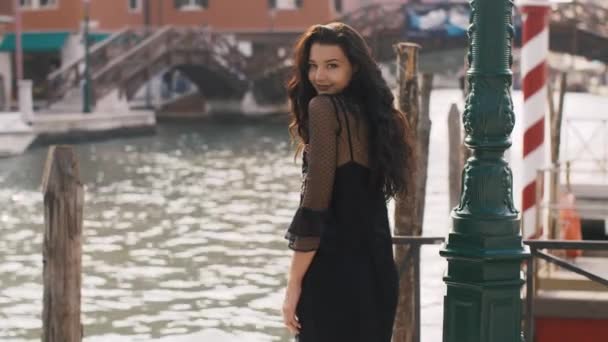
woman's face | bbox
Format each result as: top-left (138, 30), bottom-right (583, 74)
top-left (307, 43), bottom-right (355, 95)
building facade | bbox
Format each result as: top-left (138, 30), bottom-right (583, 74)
top-left (0, 0), bottom-right (341, 32)
top-left (339, 0), bottom-right (458, 14)
top-left (0, 0), bottom-right (343, 105)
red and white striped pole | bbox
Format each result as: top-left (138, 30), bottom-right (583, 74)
top-left (518, 0), bottom-right (551, 238)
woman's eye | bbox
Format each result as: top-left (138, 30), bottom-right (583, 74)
top-left (309, 64), bottom-right (317, 70)
top-left (328, 64), bottom-right (338, 69)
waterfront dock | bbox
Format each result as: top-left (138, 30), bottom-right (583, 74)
top-left (0, 112), bottom-right (35, 157)
top-left (0, 110), bottom-right (155, 157)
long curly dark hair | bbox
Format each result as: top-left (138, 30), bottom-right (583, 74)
top-left (287, 22), bottom-right (415, 200)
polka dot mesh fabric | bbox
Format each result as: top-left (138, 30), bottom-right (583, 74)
top-left (285, 94), bottom-right (370, 251)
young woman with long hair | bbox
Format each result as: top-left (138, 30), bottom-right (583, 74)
top-left (282, 22), bottom-right (415, 341)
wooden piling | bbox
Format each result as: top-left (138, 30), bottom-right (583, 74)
top-left (393, 42), bottom-right (432, 342)
top-left (547, 72), bottom-right (567, 239)
top-left (41, 146), bottom-right (83, 342)
top-left (417, 73), bottom-right (433, 226)
top-left (448, 103), bottom-right (461, 211)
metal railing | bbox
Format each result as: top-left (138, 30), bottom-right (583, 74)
top-left (393, 237), bottom-right (608, 342)
top-left (532, 162), bottom-right (608, 240)
top-left (45, 27), bottom-right (147, 105)
top-left (564, 118), bottom-right (608, 177)
top-left (523, 240), bottom-right (608, 342)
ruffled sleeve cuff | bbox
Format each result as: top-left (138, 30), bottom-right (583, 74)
top-left (284, 207), bottom-right (329, 252)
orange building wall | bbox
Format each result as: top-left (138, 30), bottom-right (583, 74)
top-left (2, 0), bottom-right (335, 34)
top-left (93, 0), bottom-right (334, 32)
top-left (91, 0), bottom-right (146, 31)
top-left (7, 0), bottom-right (83, 32)
top-left (0, 2), bottom-right (12, 16)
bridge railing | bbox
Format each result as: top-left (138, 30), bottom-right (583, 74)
top-left (337, 2), bottom-right (405, 37)
top-left (523, 240), bottom-right (608, 342)
top-left (564, 118), bottom-right (608, 177)
top-left (92, 26), bottom-right (177, 101)
top-left (180, 26), bottom-right (249, 81)
top-left (551, 1), bottom-right (608, 38)
top-left (117, 26), bottom-right (250, 100)
top-left (45, 27), bottom-right (147, 105)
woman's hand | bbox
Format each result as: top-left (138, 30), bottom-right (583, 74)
top-left (282, 280), bottom-right (302, 335)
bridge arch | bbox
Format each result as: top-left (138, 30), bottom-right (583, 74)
top-left (47, 2), bottom-right (607, 112)
top-left (118, 27), bottom-right (249, 102)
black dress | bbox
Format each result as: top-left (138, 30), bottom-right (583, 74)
top-left (285, 94), bottom-right (398, 342)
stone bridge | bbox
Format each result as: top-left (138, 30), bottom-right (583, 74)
top-left (46, 1), bottom-right (608, 113)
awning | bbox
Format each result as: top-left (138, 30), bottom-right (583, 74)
top-left (88, 32), bottom-right (110, 44)
top-left (0, 32), bottom-right (70, 52)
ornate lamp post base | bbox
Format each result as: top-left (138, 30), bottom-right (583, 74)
top-left (441, 0), bottom-right (530, 341)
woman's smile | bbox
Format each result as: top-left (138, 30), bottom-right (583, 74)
top-left (308, 43), bottom-right (355, 95)
top-left (315, 84), bottom-right (332, 93)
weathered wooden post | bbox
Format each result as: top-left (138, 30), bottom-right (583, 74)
top-left (41, 146), bottom-right (83, 342)
top-left (548, 72), bottom-right (567, 166)
top-left (440, 0), bottom-right (529, 341)
top-left (393, 42), bottom-right (420, 342)
top-left (448, 103), bottom-right (462, 210)
top-left (547, 72), bottom-right (567, 239)
top-left (417, 73), bottom-right (433, 227)
top-left (393, 42), bottom-right (432, 342)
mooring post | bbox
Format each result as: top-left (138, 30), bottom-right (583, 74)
top-left (41, 145), bottom-right (84, 342)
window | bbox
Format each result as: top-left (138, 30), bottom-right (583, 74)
top-left (128, 0), bottom-right (141, 12)
top-left (334, 0), bottom-right (342, 13)
top-left (174, 0), bottom-right (208, 11)
top-left (269, 0), bottom-right (302, 10)
top-left (19, 0), bottom-right (57, 9)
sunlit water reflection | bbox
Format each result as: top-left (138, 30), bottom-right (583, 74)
top-left (1, 90), bottom-right (605, 341)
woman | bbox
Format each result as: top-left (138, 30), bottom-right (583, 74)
top-left (282, 22), bottom-right (415, 341)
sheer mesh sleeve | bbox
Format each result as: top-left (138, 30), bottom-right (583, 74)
top-left (285, 95), bottom-right (338, 251)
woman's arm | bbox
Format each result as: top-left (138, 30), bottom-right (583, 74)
top-left (284, 95), bottom-right (338, 252)
top-left (283, 95), bottom-right (338, 335)
top-left (288, 250), bottom-right (316, 285)
top-left (283, 250), bottom-right (316, 334)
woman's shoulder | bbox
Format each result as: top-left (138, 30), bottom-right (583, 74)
top-left (308, 94), bottom-right (338, 114)
top-left (307, 95), bottom-right (340, 133)
top-left (312, 93), bottom-right (361, 115)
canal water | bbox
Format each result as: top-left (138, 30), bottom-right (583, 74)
top-left (0, 90), bottom-right (605, 342)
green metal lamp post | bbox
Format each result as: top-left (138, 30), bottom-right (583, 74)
top-left (82, 0), bottom-right (92, 113)
top-left (440, 0), bottom-right (529, 341)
